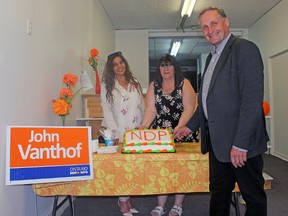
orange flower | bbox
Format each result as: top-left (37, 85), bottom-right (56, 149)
top-left (62, 73), bottom-right (78, 87)
top-left (52, 73), bottom-right (82, 125)
top-left (88, 48), bottom-right (99, 71)
top-left (52, 99), bottom-right (70, 116)
top-left (59, 88), bottom-right (73, 98)
top-left (90, 48), bottom-right (99, 57)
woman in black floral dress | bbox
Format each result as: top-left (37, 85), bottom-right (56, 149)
top-left (152, 78), bottom-right (198, 142)
top-left (140, 54), bottom-right (198, 216)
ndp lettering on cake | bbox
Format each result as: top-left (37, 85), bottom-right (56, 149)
top-left (129, 129), bottom-right (170, 142)
top-left (122, 129), bottom-right (176, 153)
top-left (18, 130), bottom-right (83, 160)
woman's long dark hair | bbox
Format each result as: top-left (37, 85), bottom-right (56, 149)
top-left (154, 54), bottom-right (184, 87)
top-left (102, 52), bottom-right (141, 103)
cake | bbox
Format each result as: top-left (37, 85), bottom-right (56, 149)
top-left (122, 128), bottom-right (176, 153)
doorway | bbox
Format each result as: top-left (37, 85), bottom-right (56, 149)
top-left (148, 35), bottom-right (211, 92)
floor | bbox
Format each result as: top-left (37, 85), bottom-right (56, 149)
top-left (61, 153), bottom-right (288, 216)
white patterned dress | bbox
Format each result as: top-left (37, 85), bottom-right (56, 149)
top-left (100, 80), bottom-right (144, 142)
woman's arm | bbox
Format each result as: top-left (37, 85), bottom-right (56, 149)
top-left (100, 83), bottom-right (119, 137)
top-left (139, 82), bottom-right (157, 128)
top-left (176, 79), bottom-right (196, 129)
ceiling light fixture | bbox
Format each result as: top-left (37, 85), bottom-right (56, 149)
top-left (170, 40), bottom-right (181, 56)
top-left (177, 15), bottom-right (188, 30)
top-left (177, 0), bottom-right (197, 31)
top-left (181, 0), bottom-right (197, 17)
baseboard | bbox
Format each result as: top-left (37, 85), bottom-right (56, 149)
top-left (271, 151), bottom-right (288, 162)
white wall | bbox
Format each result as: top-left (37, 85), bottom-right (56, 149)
top-left (116, 30), bottom-right (149, 89)
top-left (249, 0), bottom-right (288, 160)
top-left (0, 0), bottom-right (115, 215)
top-left (249, 0), bottom-right (288, 101)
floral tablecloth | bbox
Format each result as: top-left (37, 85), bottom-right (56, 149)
top-left (33, 142), bottom-right (209, 196)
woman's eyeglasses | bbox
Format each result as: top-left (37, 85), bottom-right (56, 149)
top-left (160, 63), bottom-right (173, 68)
top-left (107, 51), bottom-right (122, 60)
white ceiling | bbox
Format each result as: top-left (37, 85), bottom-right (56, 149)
top-left (99, 0), bottom-right (281, 61)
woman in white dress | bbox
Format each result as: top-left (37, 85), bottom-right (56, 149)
top-left (100, 51), bottom-right (145, 216)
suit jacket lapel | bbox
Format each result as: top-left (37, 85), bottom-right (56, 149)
top-left (208, 35), bottom-right (236, 93)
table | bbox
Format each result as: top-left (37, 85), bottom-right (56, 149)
top-left (33, 142), bottom-right (209, 196)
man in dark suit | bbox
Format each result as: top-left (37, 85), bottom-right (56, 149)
top-left (174, 7), bottom-right (269, 216)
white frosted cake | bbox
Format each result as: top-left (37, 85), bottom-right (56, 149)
top-left (122, 128), bottom-right (176, 153)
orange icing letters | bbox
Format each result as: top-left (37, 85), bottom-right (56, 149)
top-left (144, 131), bottom-right (156, 141)
top-left (130, 131), bottom-right (142, 140)
top-left (129, 130), bottom-right (168, 142)
top-left (158, 130), bottom-right (168, 140)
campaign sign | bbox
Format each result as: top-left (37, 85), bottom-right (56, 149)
top-left (6, 126), bottom-right (93, 185)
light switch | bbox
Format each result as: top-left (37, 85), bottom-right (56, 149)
top-left (27, 19), bottom-right (32, 36)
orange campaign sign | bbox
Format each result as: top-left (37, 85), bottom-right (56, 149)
top-left (6, 126), bottom-right (93, 185)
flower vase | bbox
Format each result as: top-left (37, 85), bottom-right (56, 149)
top-left (61, 115), bottom-right (66, 126)
top-left (95, 70), bottom-right (101, 94)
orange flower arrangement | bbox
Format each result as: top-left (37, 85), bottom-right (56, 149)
top-left (88, 48), bottom-right (101, 94)
top-left (88, 48), bottom-right (99, 71)
top-left (52, 73), bottom-right (81, 125)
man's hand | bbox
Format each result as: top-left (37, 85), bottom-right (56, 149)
top-left (230, 147), bottom-right (247, 168)
top-left (174, 126), bottom-right (192, 140)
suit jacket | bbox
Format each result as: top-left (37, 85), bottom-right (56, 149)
top-left (187, 34), bottom-right (269, 162)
